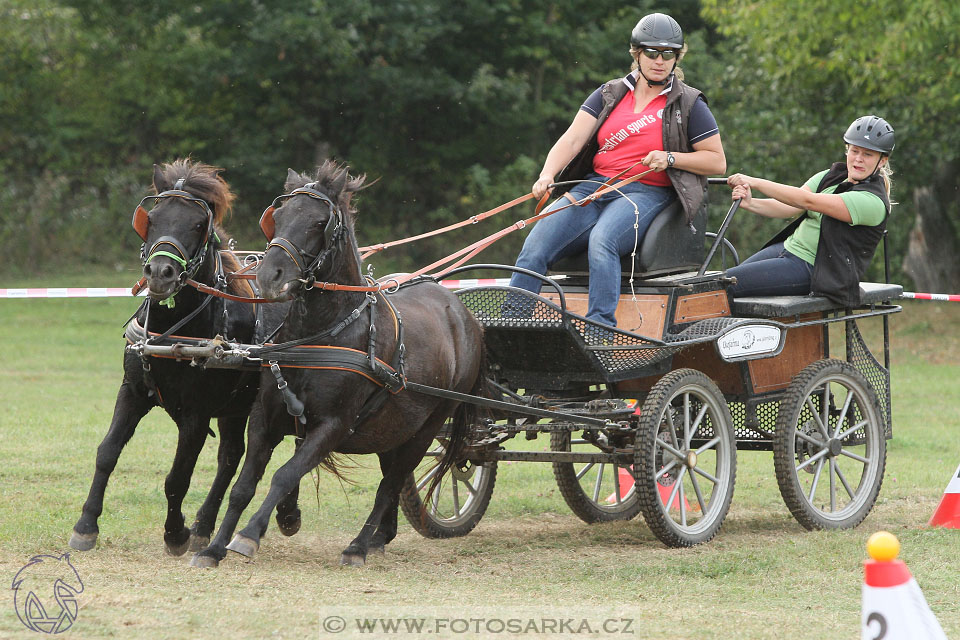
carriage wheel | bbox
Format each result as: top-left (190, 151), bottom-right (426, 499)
top-left (635, 369), bottom-right (737, 547)
top-left (399, 442), bottom-right (497, 539)
top-left (773, 359), bottom-right (886, 531)
top-left (551, 431), bottom-right (641, 522)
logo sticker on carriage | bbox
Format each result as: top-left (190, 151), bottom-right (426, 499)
top-left (716, 325), bottom-right (783, 361)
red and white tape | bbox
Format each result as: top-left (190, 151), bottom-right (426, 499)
top-left (901, 292), bottom-right (960, 302)
top-left (4, 283), bottom-right (956, 300)
top-left (0, 279), bottom-right (513, 299)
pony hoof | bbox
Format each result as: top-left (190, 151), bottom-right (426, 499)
top-left (226, 534), bottom-right (259, 558)
top-left (69, 531), bottom-right (98, 552)
top-left (276, 516), bottom-right (301, 537)
top-left (188, 534), bottom-right (210, 553)
top-left (164, 536), bottom-right (192, 557)
top-left (339, 552), bottom-right (366, 567)
top-left (369, 544), bottom-right (385, 555)
top-left (189, 554), bottom-right (219, 569)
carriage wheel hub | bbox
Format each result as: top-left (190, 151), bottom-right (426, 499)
top-left (827, 438), bottom-right (843, 457)
top-left (685, 451), bottom-right (698, 468)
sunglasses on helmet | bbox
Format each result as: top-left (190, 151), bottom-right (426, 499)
top-left (640, 48), bottom-right (679, 61)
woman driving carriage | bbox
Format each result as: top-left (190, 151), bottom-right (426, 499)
top-left (507, 13), bottom-right (726, 327)
top-left (724, 115), bottom-right (895, 306)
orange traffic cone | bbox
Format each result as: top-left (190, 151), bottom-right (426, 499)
top-left (928, 463), bottom-right (960, 528)
top-left (861, 531), bottom-right (946, 640)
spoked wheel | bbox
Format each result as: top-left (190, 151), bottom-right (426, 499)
top-left (551, 430), bottom-right (641, 522)
top-left (399, 441), bottom-right (497, 538)
top-left (635, 369), bottom-right (737, 547)
top-left (773, 359), bottom-right (886, 530)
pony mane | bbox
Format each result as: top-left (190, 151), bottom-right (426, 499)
top-left (153, 158), bottom-right (252, 298)
top-left (284, 160), bottom-right (366, 223)
top-left (154, 158), bottom-right (236, 227)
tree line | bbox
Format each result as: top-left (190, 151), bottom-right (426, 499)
top-left (2, 0), bottom-right (957, 290)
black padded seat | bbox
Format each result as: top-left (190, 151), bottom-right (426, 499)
top-left (731, 282), bottom-right (903, 317)
top-left (548, 199), bottom-right (705, 279)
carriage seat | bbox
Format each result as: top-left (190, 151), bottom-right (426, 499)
top-left (731, 282), bottom-right (903, 318)
top-left (547, 199), bottom-right (705, 280)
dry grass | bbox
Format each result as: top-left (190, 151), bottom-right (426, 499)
top-left (0, 298), bottom-right (958, 639)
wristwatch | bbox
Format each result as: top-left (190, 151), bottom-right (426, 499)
top-left (666, 152), bottom-right (676, 168)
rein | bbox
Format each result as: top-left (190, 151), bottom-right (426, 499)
top-left (131, 167), bottom-right (655, 304)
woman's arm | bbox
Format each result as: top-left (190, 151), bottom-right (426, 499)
top-left (729, 174), bottom-right (853, 222)
top-left (532, 110), bottom-right (598, 198)
top-left (642, 134), bottom-right (727, 176)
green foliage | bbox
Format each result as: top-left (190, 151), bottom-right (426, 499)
top-left (701, 0), bottom-right (960, 283)
top-left (2, 0), bottom-right (956, 285)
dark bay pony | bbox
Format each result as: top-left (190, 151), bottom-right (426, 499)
top-left (192, 160), bottom-right (486, 567)
top-left (70, 159), bottom-right (297, 555)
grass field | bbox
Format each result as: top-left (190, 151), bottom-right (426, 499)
top-left (0, 283), bottom-right (958, 639)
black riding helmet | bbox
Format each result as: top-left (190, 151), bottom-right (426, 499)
top-left (630, 13), bottom-right (684, 49)
top-left (843, 115), bottom-right (895, 155)
top-left (631, 13), bottom-right (683, 87)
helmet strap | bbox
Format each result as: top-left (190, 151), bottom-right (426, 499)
top-left (638, 62), bottom-right (676, 88)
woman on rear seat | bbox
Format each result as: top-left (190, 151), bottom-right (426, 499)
top-left (724, 115), bottom-right (894, 306)
top-left (506, 12), bottom-right (726, 327)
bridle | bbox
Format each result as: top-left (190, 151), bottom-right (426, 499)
top-left (259, 182), bottom-right (345, 291)
top-left (132, 177), bottom-right (219, 298)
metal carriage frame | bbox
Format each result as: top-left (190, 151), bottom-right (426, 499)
top-left (402, 182), bottom-right (903, 547)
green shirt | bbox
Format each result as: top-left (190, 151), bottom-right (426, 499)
top-left (783, 170), bottom-right (888, 265)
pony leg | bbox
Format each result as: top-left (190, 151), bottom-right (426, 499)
top-left (229, 420), bottom-right (342, 558)
top-left (70, 381), bottom-right (152, 551)
top-left (341, 424), bottom-right (441, 566)
top-left (191, 403), bottom-right (281, 568)
top-left (188, 415), bottom-right (247, 551)
top-left (162, 416), bottom-right (210, 556)
top-left (368, 451), bottom-right (399, 553)
top-left (275, 438), bottom-right (303, 537)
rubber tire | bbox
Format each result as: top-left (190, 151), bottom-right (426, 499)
top-left (399, 457), bottom-right (497, 539)
top-left (551, 431), bottom-right (641, 523)
top-left (635, 369), bottom-right (737, 547)
top-left (773, 359), bottom-right (886, 531)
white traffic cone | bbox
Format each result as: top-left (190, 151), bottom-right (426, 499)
top-left (929, 463), bottom-right (960, 528)
top-left (861, 531), bottom-right (947, 640)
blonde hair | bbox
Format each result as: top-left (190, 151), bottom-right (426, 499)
top-left (879, 161), bottom-right (894, 201)
top-left (630, 43), bottom-right (687, 82)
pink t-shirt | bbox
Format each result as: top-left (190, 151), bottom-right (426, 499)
top-left (592, 92), bottom-right (670, 187)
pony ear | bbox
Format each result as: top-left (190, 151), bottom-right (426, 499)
top-left (284, 168), bottom-right (300, 192)
top-left (328, 168), bottom-right (349, 199)
top-left (152, 164), bottom-right (171, 193)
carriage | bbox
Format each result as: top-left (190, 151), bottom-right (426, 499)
top-left (126, 173), bottom-right (902, 552)
top-left (393, 178), bottom-right (902, 548)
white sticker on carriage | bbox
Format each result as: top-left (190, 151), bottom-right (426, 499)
top-left (716, 324), bottom-right (783, 361)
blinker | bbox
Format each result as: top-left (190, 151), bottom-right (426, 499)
top-left (133, 205), bottom-right (150, 241)
top-left (260, 206), bottom-right (276, 241)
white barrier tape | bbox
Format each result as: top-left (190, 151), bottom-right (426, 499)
top-left (902, 292), bottom-right (960, 302)
top-left (439, 278), bottom-right (511, 289)
top-left (0, 288), bottom-right (142, 299)
top-left (1, 280), bottom-right (514, 299)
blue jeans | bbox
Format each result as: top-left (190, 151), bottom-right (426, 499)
top-left (725, 242), bottom-right (813, 297)
top-left (508, 174), bottom-right (676, 326)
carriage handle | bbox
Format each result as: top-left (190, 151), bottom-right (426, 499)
top-left (698, 178), bottom-right (742, 276)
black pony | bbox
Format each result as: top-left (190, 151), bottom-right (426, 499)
top-left (192, 160), bottom-right (486, 567)
top-left (70, 159), bottom-right (296, 555)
